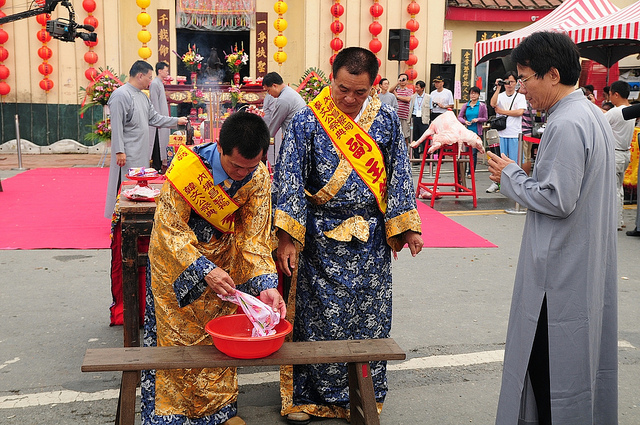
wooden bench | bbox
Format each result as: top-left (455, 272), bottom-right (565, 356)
top-left (82, 338), bottom-right (406, 425)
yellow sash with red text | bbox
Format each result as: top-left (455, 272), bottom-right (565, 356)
top-left (165, 145), bottom-right (238, 233)
top-left (309, 86), bottom-right (387, 213)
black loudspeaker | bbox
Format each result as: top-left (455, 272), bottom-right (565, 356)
top-left (430, 63), bottom-right (456, 91)
top-left (388, 29), bottom-right (410, 61)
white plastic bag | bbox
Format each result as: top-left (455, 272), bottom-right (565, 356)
top-left (218, 290), bottom-right (280, 337)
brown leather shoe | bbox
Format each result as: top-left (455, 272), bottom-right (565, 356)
top-left (287, 412), bottom-right (311, 424)
top-left (223, 416), bottom-right (246, 425)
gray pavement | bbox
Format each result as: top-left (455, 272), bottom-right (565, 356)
top-left (1, 160), bottom-right (639, 424)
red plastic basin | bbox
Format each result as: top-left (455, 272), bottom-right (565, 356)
top-left (205, 314), bottom-right (292, 359)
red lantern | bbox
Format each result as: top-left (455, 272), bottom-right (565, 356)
top-left (0, 65), bottom-right (9, 80)
top-left (377, 58), bottom-right (381, 67)
top-left (406, 68), bottom-right (418, 81)
top-left (0, 46), bottom-right (8, 62)
top-left (329, 54), bottom-right (337, 66)
top-left (84, 50), bottom-right (98, 64)
top-left (330, 21), bottom-right (344, 34)
top-left (330, 3), bottom-right (344, 18)
top-left (84, 37), bottom-right (98, 48)
top-left (39, 78), bottom-right (54, 92)
top-left (0, 0), bottom-right (6, 7)
top-left (405, 54), bottom-right (418, 66)
top-left (406, 19), bottom-right (419, 33)
top-left (369, 3), bottom-right (383, 18)
top-left (407, 2), bottom-right (420, 15)
top-left (409, 35), bottom-right (419, 50)
top-left (373, 74), bottom-right (381, 86)
top-left (84, 16), bottom-right (99, 30)
top-left (0, 29), bottom-right (8, 44)
top-left (82, 0), bottom-right (96, 13)
top-left (0, 11), bottom-right (5, 19)
top-left (85, 67), bottom-right (98, 81)
top-left (369, 21), bottom-right (382, 36)
top-left (0, 82), bottom-right (10, 96)
top-left (38, 62), bottom-right (53, 76)
top-left (36, 13), bottom-right (49, 25)
top-left (38, 46), bottom-right (52, 60)
top-left (37, 28), bottom-right (52, 43)
top-left (369, 38), bottom-right (382, 54)
top-left (330, 37), bottom-right (343, 52)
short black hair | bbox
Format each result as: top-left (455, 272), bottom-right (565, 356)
top-left (610, 80), bottom-right (631, 99)
top-left (603, 86), bottom-right (610, 94)
top-left (584, 85), bottom-right (594, 93)
top-left (415, 80), bottom-right (426, 89)
top-left (332, 47), bottom-right (379, 86)
top-left (262, 72), bottom-right (283, 87)
top-left (155, 61), bottom-right (168, 74)
top-left (130, 60), bottom-right (153, 77)
top-left (469, 86), bottom-right (481, 94)
top-left (503, 70), bottom-right (518, 81)
top-left (510, 31), bottom-right (581, 86)
top-left (219, 112), bottom-right (270, 159)
top-left (379, 78), bottom-right (388, 86)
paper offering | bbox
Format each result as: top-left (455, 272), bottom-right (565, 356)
top-left (219, 290), bottom-right (280, 337)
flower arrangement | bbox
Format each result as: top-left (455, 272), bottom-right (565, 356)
top-left (84, 118), bottom-right (111, 144)
top-left (295, 67), bottom-right (330, 104)
top-left (225, 45), bottom-right (248, 74)
top-left (175, 44), bottom-right (203, 73)
top-left (79, 67), bottom-right (125, 115)
top-left (244, 104), bottom-right (264, 117)
top-left (190, 87), bottom-right (205, 106)
top-left (228, 84), bottom-right (241, 108)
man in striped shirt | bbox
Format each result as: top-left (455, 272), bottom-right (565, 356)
top-left (391, 73), bottom-right (413, 147)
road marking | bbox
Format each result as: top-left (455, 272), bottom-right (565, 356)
top-left (0, 357), bottom-right (20, 370)
top-left (1, 342), bottom-right (635, 409)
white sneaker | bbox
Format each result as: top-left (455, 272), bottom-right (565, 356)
top-left (486, 182), bottom-right (500, 193)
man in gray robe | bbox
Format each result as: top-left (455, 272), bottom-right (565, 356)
top-left (148, 61), bottom-right (171, 173)
top-left (104, 60), bottom-right (187, 218)
top-left (487, 32), bottom-right (617, 425)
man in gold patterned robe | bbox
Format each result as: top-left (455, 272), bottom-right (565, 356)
top-left (141, 112), bottom-right (286, 425)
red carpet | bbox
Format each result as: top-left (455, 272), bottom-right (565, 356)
top-left (0, 168), bottom-right (112, 250)
top-left (417, 201), bottom-right (497, 248)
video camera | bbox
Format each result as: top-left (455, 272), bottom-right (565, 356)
top-left (496, 79), bottom-right (506, 86)
top-left (46, 18), bottom-right (96, 42)
top-left (622, 103), bottom-right (640, 121)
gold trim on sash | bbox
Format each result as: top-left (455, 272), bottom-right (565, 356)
top-left (165, 145), bottom-right (238, 233)
top-left (308, 86), bottom-right (387, 213)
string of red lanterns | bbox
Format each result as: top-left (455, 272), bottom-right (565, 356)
top-left (0, 0), bottom-right (10, 96)
top-left (83, 0), bottom-right (99, 81)
top-left (329, 0), bottom-right (344, 75)
top-left (368, 0), bottom-right (382, 85)
top-left (405, 1), bottom-right (420, 82)
top-left (35, 0), bottom-right (54, 93)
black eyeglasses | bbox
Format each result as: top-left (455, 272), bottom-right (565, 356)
top-left (399, 78), bottom-right (407, 82)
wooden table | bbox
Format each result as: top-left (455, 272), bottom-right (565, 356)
top-left (117, 183), bottom-right (162, 349)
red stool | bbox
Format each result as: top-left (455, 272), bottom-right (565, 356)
top-left (415, 141), bottom-right (477, 208)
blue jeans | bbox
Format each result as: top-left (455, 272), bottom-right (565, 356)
top-left (500, 137), bottom-right (519, 163)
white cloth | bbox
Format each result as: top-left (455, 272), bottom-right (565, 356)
top-left (429, 88), bottom-right (454, 114)
top-left (606, 104), bottom-right (635, 227)
top-left (148, 77), bottom-right (171, 162)
top-left (495, 91), bottom-right (526, 138)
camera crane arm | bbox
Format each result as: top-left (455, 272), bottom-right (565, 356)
top-left (0, 0), bottom-right (96, 42)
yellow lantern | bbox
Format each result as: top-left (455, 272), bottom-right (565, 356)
top-left (138, 46), bottom-right (152, 59)
top-left (274, 51), bottom-right (287, 64)
top-left (274, 1), bottom-right (288, 14)
top-left (137, 12), bottom-right (151, 27)
top-left (136, 0), bottom-right (151, 8)
top-left (274, 35), bottom-right (287, 48)
top-left (137, 30), bottom-right (152, 44)
top-left (274, 18), bottom-right (288, 32)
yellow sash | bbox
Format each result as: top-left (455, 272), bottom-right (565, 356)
top-left (309, 86), bottom-right (387, 213)
top-left (165, 145), bottom-right (238, 233)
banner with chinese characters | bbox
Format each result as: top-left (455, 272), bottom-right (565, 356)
top-left (476, 30), bottom-right (510, 43)
top-left (460, 49), bottom-right (472, 102)
top-left (177, 0), bottom-right (255, 31)
top-left (255, 12), bottom-right (267, 78)
top-left (157, 10), bottom-right (171, 64)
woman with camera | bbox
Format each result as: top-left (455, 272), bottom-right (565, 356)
top-left (458, 86), bottom-right (488, 176)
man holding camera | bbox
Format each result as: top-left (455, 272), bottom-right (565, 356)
top-left (391, 73), bottom-right (413, 147)
top-left (429, 76), bottom-right (454, 122)
top-left (487, 71), bottom-right (526, 193)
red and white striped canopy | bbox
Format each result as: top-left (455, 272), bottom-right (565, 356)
top-left (566, 1), bottom-right (640, 67)
top-left (474, 0), bottom-right (619, 65)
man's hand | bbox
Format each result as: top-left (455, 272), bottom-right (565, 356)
top-left (116, 152), bottom-right (126, 167)
top-left (177, 116), bottom-right (189, 125)
top-left (204, 267), bottom-right (236, 296)
top-left (276, 230), bottom-right (297, 277)
top-left (487, 151), bottom-right (515, 183)
top-left (259, 288), bottom-right (287, 319)
top-left (402, 230), bottom-right (423, 257)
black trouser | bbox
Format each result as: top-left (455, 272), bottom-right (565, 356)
top-left (527, 296), bottom-right (552, 425)
top-left (151, 131), bottom-right (162, 171)
top-left (412, 115), bottom-right (429, 159)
